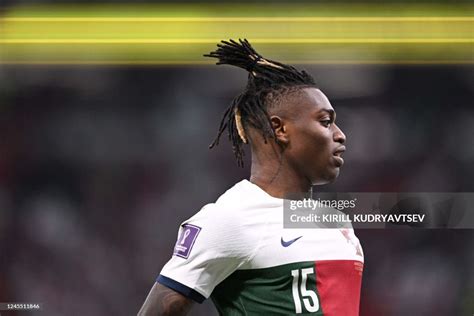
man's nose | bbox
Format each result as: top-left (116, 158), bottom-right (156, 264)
top-left (333, 124), bottom-right (346, 144)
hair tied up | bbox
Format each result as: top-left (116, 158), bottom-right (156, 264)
top-left (205, 38), bottom-right (316, 167)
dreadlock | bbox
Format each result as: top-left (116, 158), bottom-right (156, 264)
top-left (204, 39), bottom-right (317, 167)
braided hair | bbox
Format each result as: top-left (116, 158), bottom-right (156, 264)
top-left (204, 39), bottom-right (316, 167)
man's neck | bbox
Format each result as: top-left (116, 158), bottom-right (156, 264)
top-left (249, 158), bottom-right (312, 200)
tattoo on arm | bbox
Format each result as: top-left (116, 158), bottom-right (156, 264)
top-left (157, 284), bottom-right (193, 315)
top-left (138, 283), bottom-right (194, 316)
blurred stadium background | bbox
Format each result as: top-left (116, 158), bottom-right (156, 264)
top-left (0, 0), bottom-right (473, 315)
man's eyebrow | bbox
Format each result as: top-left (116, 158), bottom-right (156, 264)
top-left (318, 108), bottom-right (336, 119)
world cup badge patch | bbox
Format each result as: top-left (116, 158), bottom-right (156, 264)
top-left (173, 224), bottom-right (201, 259)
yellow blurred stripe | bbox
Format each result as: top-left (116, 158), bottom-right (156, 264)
top-left (1, 4), bottom-right (472, 65)
top-left (2, 39), bottom-right (473, 44)
top-left (3, 3), bottom-right (473, 18)
top-left (3, 17), bottom-right (473, 22)
top-left (2, 60), bottom-right (474, 66)
top-left (3, 21), bottom-right (471, 40)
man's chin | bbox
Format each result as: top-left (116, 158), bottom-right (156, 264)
top-left (311, 168), bottom-right (340, 186)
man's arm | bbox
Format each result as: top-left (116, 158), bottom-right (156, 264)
top-left (138, 282), bottom-right (194, 316)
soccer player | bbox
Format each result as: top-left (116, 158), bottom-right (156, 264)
top-left (138, 39), bottom-right (363, 316)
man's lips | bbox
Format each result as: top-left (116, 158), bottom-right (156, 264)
top-left (333, 146), bottom-right (346, 157)
top-left (333, 146), bottom-right (346, 167)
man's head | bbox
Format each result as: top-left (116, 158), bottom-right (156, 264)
top-left (206, 39), bottom-right (346, 185)
top-left (262, 87), bottom-right (346, 185)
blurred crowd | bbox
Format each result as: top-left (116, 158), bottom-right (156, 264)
top-left (0, 64), bottom-right (473, 315)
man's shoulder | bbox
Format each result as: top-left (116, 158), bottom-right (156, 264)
top-left (186, 202), bottom-right (244, 229)
top-left (182, 180), bottom-right (265, 236)
top-left (194, 180), bottom-right (252, 216)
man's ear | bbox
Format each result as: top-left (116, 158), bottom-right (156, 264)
top-left (270, 115), bottom-right (289, 145)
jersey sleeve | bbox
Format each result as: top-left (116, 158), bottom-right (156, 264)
top-left (157, 205), bottom-right (252, 303)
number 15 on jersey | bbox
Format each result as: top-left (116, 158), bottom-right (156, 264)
top-left (291, 268), bottom-right (320, 314)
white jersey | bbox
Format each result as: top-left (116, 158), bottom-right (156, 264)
top-left (158, 180), bottom-right (364, 315)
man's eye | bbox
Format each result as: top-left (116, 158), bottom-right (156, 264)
top-left (321, 120), bottom-right (332, 127)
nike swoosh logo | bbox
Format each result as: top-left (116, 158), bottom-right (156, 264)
top-left (281, 236), bottom-right (303, 247)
